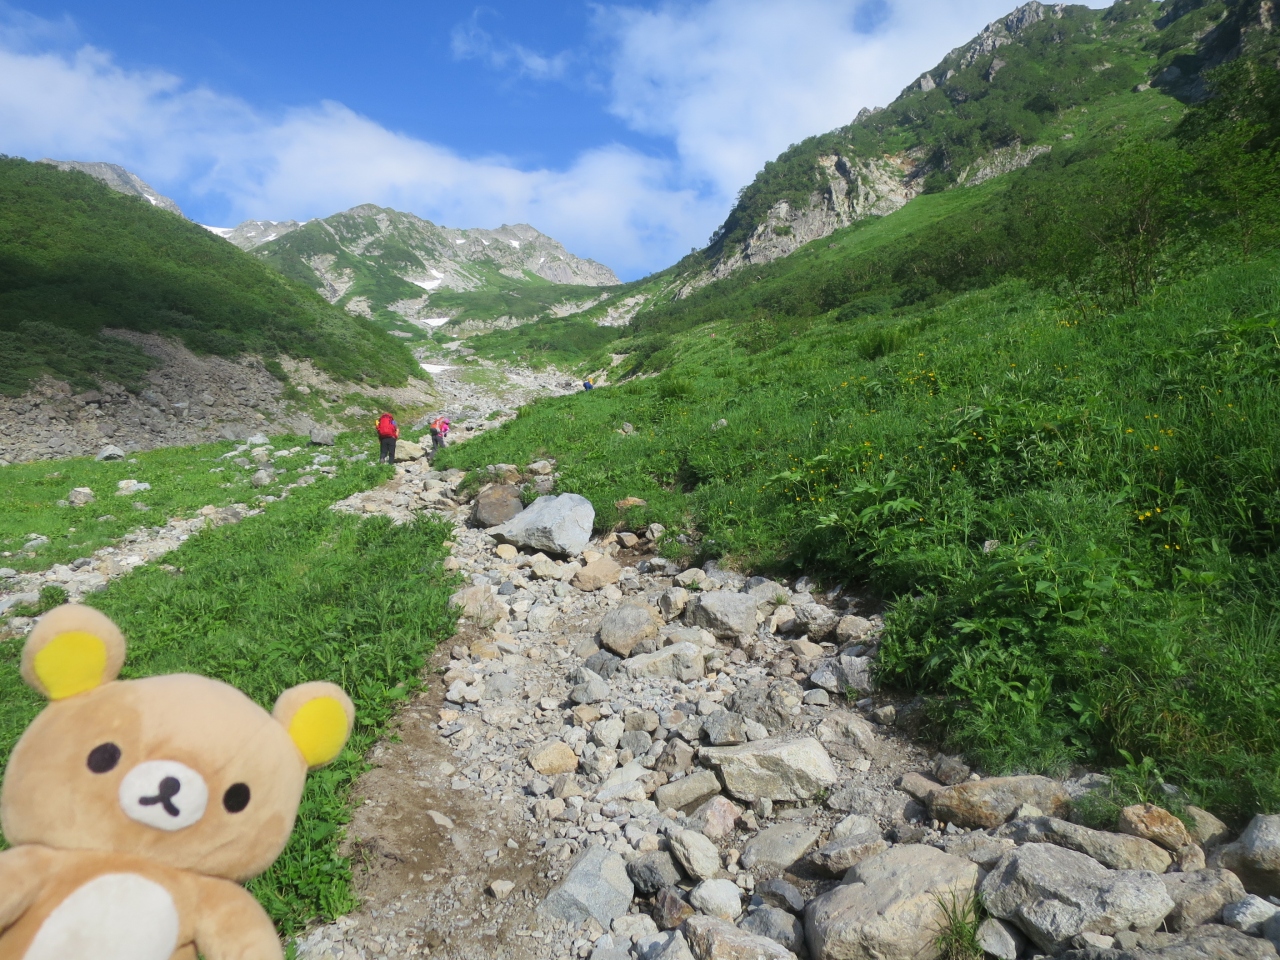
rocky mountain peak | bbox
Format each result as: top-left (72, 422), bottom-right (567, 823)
top-left (38, 159), bottom-right (185, 218)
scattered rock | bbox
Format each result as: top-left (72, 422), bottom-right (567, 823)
top-left (1162, 870), bottom-right (1247, 931)
top-left (1119, 804), bottom-right (1194, 853)
top-left (671, 829), bottom-right (724, 882)
top-left (539, 844), bottom-right (635, 926)
top-left (529, 741), bottom-right (579, 776)
top-left (600, 604), bottom-right (659, 657)
top-left (978, 918), bottom-right (1026, 960)
top-left (654, 886), bottom-right (697, 931)
top-left (623, 643), bottom-right (706, 682)
top-left (930, 775), bottom-right (1070, 829)
top-left (805, 833), bottom-right (889, 877)
top-left (805, 846), bottom-right (982, 960)
top-left (309, 427), bottom-right (336, 445)
top-left (687, 592), bottom-right (759, 639)
top-left (394, 440), bottom-right (426, 461)
top-left (1185, 807), bottom-right (1232, 849)
top-left (1223, 896), bottom-right (1279, 935)
top-left (757, 878), bottom-right (806, 914)
top-left (691, 879), bottom-right (743, 920)
top-left (491, 492), bottom-right (595, 556)
top-left (1213, 815), bottom-right (1280, 897)
top-left (684, 915), bottom-right (797, 960)
top-left (981, 843), bottom-right (1175, 952)
top-left (742, 823), bottom-right (821, 875)
top-left (699, 738), bottom-right (839, 803)
top-left (629, 851), bottom-right (686, 896)
top-left (739, 907), bottom-right (805, 955)
top-left (574, 558), bottom-right (623, 591)
top-left (95, 445), bottom-right (126, 461)
top-left (473, 485), bottom-right (525, 527)
top-left (67, 487), bottom-right (95, 506)
top-left (998, 816), bottom-right (1173, 872)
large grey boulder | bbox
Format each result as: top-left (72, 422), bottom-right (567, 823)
top-left (998, 816), bottom-right (1173, 872)
top-left (684, 915), bottom-right (797, 960)
top-left (981, 843), bottom-right (1175, 952)
top-left (472, 485), bottom-right (524, 527)
top-left (308, 426), bottom-right (336, 446)
top-left (739, 907), bottom-right (805, 955)
top-left (691, 879), bottom-right (743, 920)
top-left (1223, 895), bottom-right (1278, 935)
top-left (1060, 925), bottom-right (1278, 960)
top-left (805, 845), bottom-right (982, 960)
top-left (670, 829), bottom-right (723, 882)
top-left (687, 592), bottom-right (759, 639)
top-left (538, 844), bottom-right (634, 925)
top-left (491, 493), bottom-right (594, 555)
top-left (599, 604), bottom-right (659, 657)
top-left (930, 775), bottom-right (1070, 829)
top-left (1161, 870), bottom-right (1246, 931)
top-left (726, 680), bottom-right (806, 735)
top-left (1214, 815), bottom-right (1280, 897)
top-left (805, 833), bottom-right (889, 877)
top-left (629, 851), bottom-right (686, 896)
top-left (825, 784), bottom-right (912, 821)
top-left (623, 643), bottom-right (705, 682)
top-left (655, 770), bottom-right (722, 813)
top-left (793, 600), bottom-right (839, 640)
top-left (699, 738), bottom-right (838, 803)
top-left (741, 823), bottom-right (821, 875)
top-left (95, 444), bottom-right (126, 461)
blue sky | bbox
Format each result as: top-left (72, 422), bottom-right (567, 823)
top-left (1, 0), bottom-right (1106, 279)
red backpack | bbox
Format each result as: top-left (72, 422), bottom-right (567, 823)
top-left (376, 414), bottom-right (397, 438)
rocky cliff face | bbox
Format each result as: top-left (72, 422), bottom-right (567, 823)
top-left (37, 160), bottom-right (184, 217)
top-left (204, 219), bottom-right (304, 247)
top-left (687, 0), bottom-right (1237, 289)
top-left (217, 205), bottom-right (617, 291)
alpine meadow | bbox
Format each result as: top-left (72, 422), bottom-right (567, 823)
top-left (445, 0), bottom-right (1280, 819)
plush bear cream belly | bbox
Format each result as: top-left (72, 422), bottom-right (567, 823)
top-left (0, 606), bottom-right (356, 960)
top-left (0, 847), bottom-right (274, 960)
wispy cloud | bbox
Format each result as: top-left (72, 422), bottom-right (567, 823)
top-left (450, 9), bottom-right (570, 81)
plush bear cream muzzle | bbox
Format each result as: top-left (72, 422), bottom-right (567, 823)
top-left (0, 604), bottom-right (355, 960)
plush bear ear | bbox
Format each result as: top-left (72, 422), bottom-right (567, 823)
top-left (272, 681), bottom-right (355, 769)
top-left (22, 604), bottom-right (127, 700)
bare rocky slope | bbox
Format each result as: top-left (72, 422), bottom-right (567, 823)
top-left (37, 159), bottom-right (185, 217)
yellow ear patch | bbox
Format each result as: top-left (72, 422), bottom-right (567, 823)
top-left (287, 696), bottom-right (350, 767)
top-left (33, 631), bottom-right (109, 700)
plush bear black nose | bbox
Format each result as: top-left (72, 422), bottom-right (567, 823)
top-left (139, 776), bottom-right (182, 817)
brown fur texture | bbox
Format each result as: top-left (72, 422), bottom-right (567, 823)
top-left (0, 605), bottom-right (354, 960)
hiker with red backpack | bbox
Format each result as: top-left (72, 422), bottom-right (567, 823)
top-left (428, 416), bottom-right (450, 460)
top-left (376, 412), bottom-right (399, 464)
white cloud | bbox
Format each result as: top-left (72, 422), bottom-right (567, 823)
top-left (451, 12), bottom-right (570, 80)
top-left (0, 1), bottom-right (1107, 278)
top-left (596, 0), bottom-right (1100, 197)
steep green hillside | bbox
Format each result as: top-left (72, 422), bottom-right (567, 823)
top-left (250, 205), bottom-right (618, 339)
top-left (442, 28), bottom-right (1280, 818)
top-left (0, 158), bottom-right (417, 395)
top-left (697, 0), bottom-right (1276, 272)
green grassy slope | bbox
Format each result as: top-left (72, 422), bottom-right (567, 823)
top-left (0, 450), bottom-right (458, 932)
top-left (440, 39), bottom-right (1280, 818)
top-left (0, 158), bottom-right (417, 395)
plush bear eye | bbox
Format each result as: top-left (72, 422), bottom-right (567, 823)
top-left (223, 783), bottom-right (251, 813)
top-left (87, 743), bottom-right (121, 773)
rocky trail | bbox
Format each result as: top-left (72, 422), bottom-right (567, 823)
top-left (6, 360), bottom-right (1280, 960)
top-left (293, 457), bottom-right (1280, 960)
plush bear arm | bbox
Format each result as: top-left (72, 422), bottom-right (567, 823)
top-left (191, 879), bottom-right (282, 960)
top-left (0, 846), bottom-right (51, 932)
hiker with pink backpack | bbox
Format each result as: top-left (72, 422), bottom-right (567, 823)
top-left (375, 412), bottom-right (399, 463)
top-left (428, 416), bottom-right (450, 460)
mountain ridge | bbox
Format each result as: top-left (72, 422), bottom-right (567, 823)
top-left (38, 159), bottom-right (185, 217)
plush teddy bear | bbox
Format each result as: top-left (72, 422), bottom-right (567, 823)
top-left (0, 604), bottom-right (355, 960)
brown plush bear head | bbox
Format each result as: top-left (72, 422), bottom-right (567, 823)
top-left (0, 605), bottom-right (355, 883)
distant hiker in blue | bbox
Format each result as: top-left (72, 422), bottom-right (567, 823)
top-left (583, 379), bottom-right (594, 391)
